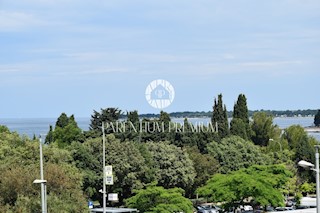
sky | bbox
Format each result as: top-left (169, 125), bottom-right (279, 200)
top-left (0, 0), bottom-right (319, 118)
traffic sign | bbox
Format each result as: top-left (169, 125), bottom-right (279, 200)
top-left (106, 175), bottom-right (113, 185)
top-left (105, 165), bottom-right (113, 176)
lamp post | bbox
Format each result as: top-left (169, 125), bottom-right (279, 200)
top-left (298, 145), bottom-right (320, 213)
top-left (102, 123), bottom-right (106, 213)
top-left (33, 136), bottom-right (47, 213)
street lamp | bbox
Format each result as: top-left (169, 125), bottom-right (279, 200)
top-left (33, 136), bottom-right (47, 213)
top-left (298, 145), bottom-right (320, 213)
top-left (102, 123), bottom-right (106, 213)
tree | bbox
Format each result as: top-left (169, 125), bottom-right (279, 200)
top-left (126, 185), bottom-right (193, 213)
top-left (0, 130), bottom-right (87, 212)
top-left (146, 142), bottom-right (196, 190)
top-left (207, 136), bottom-right (269, 174)
top-left (46, 113), bottom-right (83, 147)
top-left (230, 94), bottom-right (251, 139)
top-left (45, 125), bottom-right (54, 144)
top-left (197, 165), bottom-right (293, 209)
top-left (159, 110), bottom-right (171, 131)
top-left (230, 118), bottom-right (248, 140)
top-left (251, 112), bottom-right (277, 146)
top-left (212, 94), bottom-right (229, 138)
top-left (314, 110), bottom-right (320, 127)
top-left (127, 110), bottom-right (139, 124)
top-left (284, 125), bottom-right (307, 150)
top-left (89, 107), bottom-right (122, 131)
top-left (233, 94), bottom-right (250, 124)
top-left (68, 135), bottom-right (152, 205)
top-left (55, 112), bottom-right (69, 128)
top-left (185, 146), bottom-right (219, 197)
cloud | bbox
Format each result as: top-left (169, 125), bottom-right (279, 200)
top-left (0, 10), bottom-right (47, 32)
top-left (240, 60), bottom-right (305, 67)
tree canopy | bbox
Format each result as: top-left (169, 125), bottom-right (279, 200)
top-left (207, 136), bottom-right (269, 174)
top-left (126, 185), bottom-right (193, 213)
top-left (230, 94), bottom-right (251, 140)
top-left (251, 112), bottom-right (278, 146)
top-left (197, 165), bottom-right (293, 208)
top-left (212, 94), bottom-right (229, 138)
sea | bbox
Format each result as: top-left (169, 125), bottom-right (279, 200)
top-left (0, 117), bottom-right (319, 141)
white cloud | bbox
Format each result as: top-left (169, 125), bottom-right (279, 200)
top-left (0, 10), bottom-right (47, 31)
top-left (240, 60), bottom-right (305, 67)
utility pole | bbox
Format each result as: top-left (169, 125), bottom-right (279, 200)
top-left (316, 145), bottom-right (320, 213)
top-left (39, 136), bottom-right (47, 213)
top-left (102, 123), bottom-right (106, 213)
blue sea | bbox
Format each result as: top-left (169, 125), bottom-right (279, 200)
top-left (0, 116), bottom-right (319, 141)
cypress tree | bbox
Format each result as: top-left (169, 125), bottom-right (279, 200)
top-left (55, 113), bottom-right (69, 128)
top-left (230, 94), bottom-right (251, 139)
top-left (212, 94), bottom-right (229, 138)
top-left (314, 110), bottom-right (320, 127)
top-left (233, 94), bottom-right (249, 124)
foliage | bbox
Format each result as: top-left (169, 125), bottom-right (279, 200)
top-left (69, 135), bottom-right (152, 204)
top-left (284, 125), bottom-right (307, 150)
top-left (197, 165), bottom-right (293, 208)
top-left (185, 146), bottom-right (219, 197)
top-left (231, 94), bottom-right (251, 140)
top-left (251, 112), bottom-right (278, 146)
top-left (314, 110), bottom-right (320, 127)
top-left (207, 136), bottom-right (269, 174)
top-left (126, 185), bottom-right (193, 213)
top-left (146, 142), bottom-right (196, 190)
top-left (295, 134), bottom-right (316, 183)
top-left (89, 107), bottom-right (122, 132)
top-left (300, 182), bottom-right (316, 196)
top-left (0, 130), bottom-right (87, 212)
top-left (169, 118), bottom-right (220, 154)
top-left (212, 94), bottom-right (229, 138)
top-left (55, 112), bottom-right (69, 128)
top-left (127, 110), bottom-right (139, 124)
top-left (45, 113), bottom-right (83, 147)
top-left (230, 118), bottom-right (249, 140)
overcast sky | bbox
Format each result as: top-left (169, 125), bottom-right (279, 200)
top-left (0, 0), bottom-right (319, 118)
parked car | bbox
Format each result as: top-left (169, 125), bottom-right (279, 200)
top-left (197, 205), bottom-right (219, 213)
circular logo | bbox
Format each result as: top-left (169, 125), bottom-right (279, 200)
top-left (145, 79), bottom-right (175, 109)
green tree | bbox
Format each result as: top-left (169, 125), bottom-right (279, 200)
top-left (230, 118), bottom-right (248, 140)
top-left (55, 112), bottom-right (69, 128)
top-left (146, 142), bottom-right (196, 190)
top-left (89, 107), bottom-right (122, 131)
top-left (212, 94), bottom-right (229, 138)
top-left (45, 125), bottom-right (54, 144)
top-left (69, 135), bottom-right (152, 205)
top-left (126, 185), bottom-right (193, 213)
top-left (45, 114), bottom-right (83, 147)
top-left (300, 182), bottom-right (316, 196)
top-left (314, 110), bottom-right (320, 127)
top-left (0, 130), bottom-right (87, 212)
top-left (230, 94), bottom-right (251, 139)
top-left (284, 125), bottom-right (307, 150)
top-left (197, 165), bottom-right (293, 209)
top-left (159, 110), bottom-right (171, 131)
top-left (233, 94), bottom-right (250, 124)
top-left (207, 136), bottom-right (269, 174)
top-left (127, 110), bottom-right (139, 124)
top-left (185, 146), bottom-right (219, 197)
top-left (251, 112), bottom-right (277, 146)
